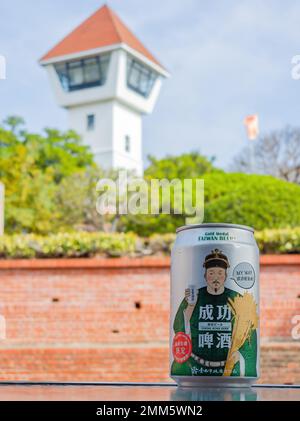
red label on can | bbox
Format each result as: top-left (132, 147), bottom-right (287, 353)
top-left (172, 332), bottom-right (192, 363)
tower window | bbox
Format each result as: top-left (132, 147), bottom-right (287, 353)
top-left (125, 135), bottom-right (131, 153)
top-left (55, 53), bottom-right (111, 92)
top-left (87, 114), bottom-right (95, 131)
top-left (127, 57), bottom-right (157, 98)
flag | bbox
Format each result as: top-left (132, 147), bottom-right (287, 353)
top-left (244, 114), bottom-right (259, 140)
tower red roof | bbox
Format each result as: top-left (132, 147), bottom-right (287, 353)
top-left (41, 4), bottom-right (162, 68)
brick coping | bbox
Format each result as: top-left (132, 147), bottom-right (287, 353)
top-left (0, 255), bottom-right (299, 269)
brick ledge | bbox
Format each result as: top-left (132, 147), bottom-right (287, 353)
top-left (0, 257), bottom-right (170, 269)
top-left (0, 254), bottom-right (299, 269)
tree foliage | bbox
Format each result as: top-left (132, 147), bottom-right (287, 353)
top-left (1, 119), bottom-right (299, 236)
top-left (145, 151), bottom-right (222, 180)
top-left (0, 117), bottom-right (95, 233)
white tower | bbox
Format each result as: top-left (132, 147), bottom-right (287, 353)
top-left (40, 5), bottom-right (168, 175)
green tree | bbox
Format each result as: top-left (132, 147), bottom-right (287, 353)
top-left (54, 167), bottom-right (108, 232)
top-left (3, 115), bottom-right (25, 134)
top-left (0, 133), bottom-right (57, 233)
top-left (33, 128), bottom-right (94, 183)
top-left (0, 117), bottom-right (95, 234)
top-left (145, 151), bottom-right (222, 180)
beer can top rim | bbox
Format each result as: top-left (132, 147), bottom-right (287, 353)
top-left (176, 223), bottom-right (254, 234)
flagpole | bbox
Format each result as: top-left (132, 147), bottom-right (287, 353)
top-left (250, 140), bottom-right (255, 174)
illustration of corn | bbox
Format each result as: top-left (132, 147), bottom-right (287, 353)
top-left (223, 292), bottom-right (259, 376)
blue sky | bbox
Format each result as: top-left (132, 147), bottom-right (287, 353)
top-left (1, 0), bottom-right (300, 169)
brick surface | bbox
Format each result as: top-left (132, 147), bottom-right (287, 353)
top-left (0, 257), bottom-right (299, 383)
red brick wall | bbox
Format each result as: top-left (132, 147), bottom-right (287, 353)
top-left (0, 256), bottom-right (299, 384)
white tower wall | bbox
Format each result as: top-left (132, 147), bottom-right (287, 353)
top-left (68, 99), bottom-right (143, 174)
top-left (112, 101), bottom-right (142, 174)
top-left (68, 101), bottom-right (114, 169)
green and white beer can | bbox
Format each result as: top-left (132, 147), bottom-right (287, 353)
top-left (170, 223), bottom-right (260, 387)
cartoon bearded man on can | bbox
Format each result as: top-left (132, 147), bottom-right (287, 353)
top-left (171, 249), bottom-right (257, 377)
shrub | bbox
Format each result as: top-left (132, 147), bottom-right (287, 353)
top-left (123, 173), bottom-right (300, 235)
top-left (203, 173), bottom-right (300, 231)
top-left (0, 228), bottom-right (299, 259)
top-left (255, 227), bottom-right (300, 254)
top-left (0, 232), bottom-right (137, 259)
